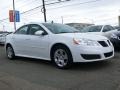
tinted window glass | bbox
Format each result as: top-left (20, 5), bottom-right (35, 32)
top-left (15, 25), bottom-right (28, 34)
top-left (29, 24), bottom-right (44, 35)
top-left (43, 23), bottom-right (79, 34)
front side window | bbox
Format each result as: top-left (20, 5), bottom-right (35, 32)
top-left (28, 24), bottom-right (45, 35)
top-left (15, 25), bottom-right (28, 34)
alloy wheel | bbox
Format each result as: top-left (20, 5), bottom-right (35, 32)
top-left (54, 49), bottom-right (68, 68)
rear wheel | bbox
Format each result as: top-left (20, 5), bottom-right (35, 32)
top-left (52, 46), bottom-right (73, 69)
top-left (6, 45), bottom-right (15, 59)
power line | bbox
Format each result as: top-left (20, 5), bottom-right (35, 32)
top-left (0, 0), bottom-right (101, 22)
top-left (21, 0), bottom-right (70, 14)
top-left (0, 0), bottom-right (70, 22)
top-left (21, 5), bottom-right (42, 14)
top-left (0, 0), bottom-right (35, 12)
top-left (47, 0), bottom-right (101, 10)
top-left (19, 0), bottom-right (101, 14)
top-left (0, 0), bottom-right (40, 19)
top-left (21, 0), bottom-right (101, 17)
top-left (45, 0), bottom-right (57, 3)
top-left (15, 0), bottom-right (40, 9)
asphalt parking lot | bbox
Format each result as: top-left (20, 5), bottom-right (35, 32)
top-left (0, 45), bottom-right (120, 90)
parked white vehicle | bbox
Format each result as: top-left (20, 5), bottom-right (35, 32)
top-left (5, 23), bottom-right (114, 69)
top-left (80, 25), bottom-right (119, 49)
top-left (0, 32), bottom-right (10, 44)
top-left (81, 25), bottom-right (117, 36)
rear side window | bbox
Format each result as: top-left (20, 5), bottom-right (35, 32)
top-left (15, 25), bottom-right (28, 34)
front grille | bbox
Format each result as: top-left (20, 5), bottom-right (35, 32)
top-left (98, 41), bottom-right (108, 47)
top-left (81, 54), bottom-right (101, 60)
top-left (107, 40), bottom-right (111, 45)
top-left (104, 52), bottom-right (113, 57)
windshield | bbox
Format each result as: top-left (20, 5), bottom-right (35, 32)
top-left (80, 25), bottom-right (102, 32)
top-left (42, 23), bottom-right (79, 34)
top-left (103, 25), bottom-right (115, 32)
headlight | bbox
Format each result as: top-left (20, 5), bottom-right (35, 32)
top-left (73, 38), bottom-right (100, 46)
top-left (110, 34), bottom-right (118, 39)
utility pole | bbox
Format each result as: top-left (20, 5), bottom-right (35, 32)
top-left (42, 0), bottom-right (47, 22)
top-left (41, 0), bottom-right (70, 22)
top-left (13, 0), bottom-right (16, 31)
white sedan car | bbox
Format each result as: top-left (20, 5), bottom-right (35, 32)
top-left (5, 23), bottom-right (114, 69)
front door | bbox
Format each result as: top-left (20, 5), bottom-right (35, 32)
top-left (26, 24), bottom-right (50, 59)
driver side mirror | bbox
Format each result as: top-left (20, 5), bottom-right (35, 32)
top-left (35, 30), bottom-right (44, 36)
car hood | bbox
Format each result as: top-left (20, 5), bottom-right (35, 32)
top-left (58, 33), bottom-right (107, 41)
top-left (86, 32), bottom-right (103, 35)
top-left (83, 29), bottom-right (118, 37)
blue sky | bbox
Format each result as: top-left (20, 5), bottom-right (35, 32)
top-left (0, 0), bottom-right (120, 31)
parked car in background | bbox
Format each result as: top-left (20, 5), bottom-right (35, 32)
top-left (80, 25), bottom-right (119, 49)
top-left (80, 25), bottom-right (116, 34)
top-left (5, 23), bottom-right (114, 69)
top-left (109, 30), bottom-right (120, 50)
top-left (0, 32), bottom-right (12, 45)
top-left (114, 26), bottom-right (120, 31)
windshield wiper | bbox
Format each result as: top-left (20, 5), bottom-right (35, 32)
top-left (60, 32), bottom-right (69, 33)
top-left (58, 31), bottom-right (80, 34)
top-left (73, 31), bottom-right (80, 33)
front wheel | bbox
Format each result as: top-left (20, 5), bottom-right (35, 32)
top-left (6, 45), bottom-right (15, 60)
top-left (52, 46), bottom-right (73, 69)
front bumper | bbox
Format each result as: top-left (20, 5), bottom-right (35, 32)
top-left (71, 45), bottom-right (114, 62)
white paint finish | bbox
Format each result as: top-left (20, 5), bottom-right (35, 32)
top-left (6, 23), bottom-right (114, 62)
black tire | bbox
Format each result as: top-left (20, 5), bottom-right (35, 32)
top-left (6, 45), bottom-right (15, 60)
top-left (51, 45), bottom-right (73, 69)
